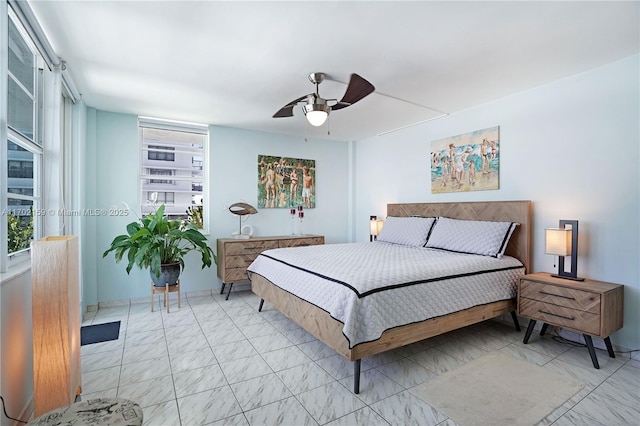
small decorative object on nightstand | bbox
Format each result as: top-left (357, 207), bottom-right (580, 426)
top-left (518, 272), bottom-right (624, 369)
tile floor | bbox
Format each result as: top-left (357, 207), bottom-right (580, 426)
top-left (80, 289), bottom-right (639, 425)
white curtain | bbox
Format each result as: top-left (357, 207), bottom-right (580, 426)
top-left (42, 64), bottom-right (64, 236)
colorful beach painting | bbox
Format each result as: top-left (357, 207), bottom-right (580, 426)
top-left (258, 155), bottom-right (316, 209)
top-left (430, 126), bottom-right (500, 194)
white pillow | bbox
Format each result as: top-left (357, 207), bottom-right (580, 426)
top-left (425, 217), bottom-right (518, 258)
top-left (376, 216), bottom-right (436, 247)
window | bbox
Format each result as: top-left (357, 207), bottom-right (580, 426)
top-left (3, 9), bottom-right (43, 261)
top-left (139, 118), bottom-right (208, 230)
top-left (149, 168), bottom-right (174, 184)
top-left (148, 145), bottom-right (175, 161)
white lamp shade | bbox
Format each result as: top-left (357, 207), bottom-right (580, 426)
top-left (369, 218), bottom-right (384, 236)
top-left (376, 219), bottom-right (384, 236)
top-left (306, 110), bottom-right (328, 126)
top-left (545, 228), bottom-right (572, 256)
top-left (370, 219), bottom-right (378, 235)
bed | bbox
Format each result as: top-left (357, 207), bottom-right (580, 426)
top-left (248, 200), bottom-right (531, 393)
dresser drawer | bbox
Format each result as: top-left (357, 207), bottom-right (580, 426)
top-left (279, 236), bottom-right (324, 248)
top-left (519, 298), bottom-right (601, 335)
top-left (223, 267), bottom-right (251, 282)
top-left (225, 254), bottom-right (261, 269)
top-left (520, 280), bottom-right (600, 314)
top-left (225, 240), bottom-right (278, 255)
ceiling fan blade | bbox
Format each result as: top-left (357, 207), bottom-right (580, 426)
top-left (273, 95), bottom-right (309, 118)
top-left (331, 74), bottom-right (375, 111)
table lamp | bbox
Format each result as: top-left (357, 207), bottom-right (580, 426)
top-left (545, 219), bottom-right (584, 281)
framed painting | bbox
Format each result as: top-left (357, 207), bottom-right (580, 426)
top-left (431, 126), bottom-right (500, 194)
top-left (258, 155), bottom-right (316, 209)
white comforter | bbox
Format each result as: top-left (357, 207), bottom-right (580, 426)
top-left (247, 241), bottom-right (524, 348)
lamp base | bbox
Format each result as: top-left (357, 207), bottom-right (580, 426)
top-left (550, 273), bottom-right (585, 282)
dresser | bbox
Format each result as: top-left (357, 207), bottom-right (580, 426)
top-left (217, 235), bottom-right (324, 299)
top-left (518, 272), bottom-right (623, 369)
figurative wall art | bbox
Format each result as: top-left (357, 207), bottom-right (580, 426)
top-left (430, 126), bottom-right (500, 194)
top-left (258, 155), bottom-right (316, 208)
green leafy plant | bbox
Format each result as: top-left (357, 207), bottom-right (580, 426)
top-left (102, 204), bottom-right (216, 280)
top-left (7, 209), bottom-right (34, 253)
top-left (186, 204), bottom-right (204, 229)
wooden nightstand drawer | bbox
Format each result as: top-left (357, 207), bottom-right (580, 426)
top-left (519, 298), bottom-right (601, 335)
top-left (520, 280), bottom-right (600, 314)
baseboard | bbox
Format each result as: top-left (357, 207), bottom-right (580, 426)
top-left (92, 288), bottom-right (217, 311)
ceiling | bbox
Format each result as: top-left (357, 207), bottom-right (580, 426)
top-left (29, 1), bottom-right (639, 142)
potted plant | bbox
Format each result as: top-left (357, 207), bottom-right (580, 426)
top-left (103, 204), bottom-right (216, 286)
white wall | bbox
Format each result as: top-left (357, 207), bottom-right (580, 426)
top-left (83, 116), bottom-right (350, 305)
top-left (354, 55), bottom-right (640, 350)
top-left (0, 268), bottom-right (33, 425)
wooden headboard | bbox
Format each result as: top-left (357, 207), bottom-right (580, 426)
top-left (387, 200), bottom-right (532, 273)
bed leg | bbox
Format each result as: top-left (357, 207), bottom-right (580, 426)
top-left (510, 311), bottom-right (521, 332)
top-left (258, 299), bottom-right (264, 312)
top-left (353, 359), bottom-right (361, 394)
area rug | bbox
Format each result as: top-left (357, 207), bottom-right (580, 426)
top-left (411, 352), bottom-right (583, 426)
top-left (80, 321), bottom-right (121, 346)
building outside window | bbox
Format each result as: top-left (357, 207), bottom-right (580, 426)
top-left (149, 168), bottom-right (174, 184)
top-left (139, 118), bottom-right (208, 230)
top-left (148, 145), bottom-right (175, 161)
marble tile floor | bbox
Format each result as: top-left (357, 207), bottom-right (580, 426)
top-left (81, 289), bottom-right (640, 426)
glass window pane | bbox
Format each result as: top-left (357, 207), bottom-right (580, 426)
top-left (8, 78), bottom-right (35, 139)
top-left (7, 198), bottom-right (34, 254)
top-left (8, 18), bottom-right (35, 93)
top-left (140, 124), bottom-right (207, 227)
top-left (7, 141), bottom-right (35, 186)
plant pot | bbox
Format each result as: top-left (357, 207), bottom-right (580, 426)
top-left (151, 263), bottom-right (181, 287)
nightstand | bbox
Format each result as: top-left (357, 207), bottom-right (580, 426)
top-left (517, 272), bottom-right (624, 369)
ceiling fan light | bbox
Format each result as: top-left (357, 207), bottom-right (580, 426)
top-left (306, 110), bottom-right (328, 126)
top-left (303, 103), bottom-right (330, 127)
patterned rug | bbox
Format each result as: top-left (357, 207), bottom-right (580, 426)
top-left (411, 351), bottom-right (583, 425)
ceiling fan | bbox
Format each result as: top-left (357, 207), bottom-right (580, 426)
top-left (273, 72), bottom-right (375, 127)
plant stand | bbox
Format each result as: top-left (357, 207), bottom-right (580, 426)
top-left (151, 279), bottom-right (180, 313)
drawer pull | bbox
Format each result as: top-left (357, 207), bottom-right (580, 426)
top-left (539, 310), bottom-right (575, 321)
top-left (539, 290), bottom-right (575, 300)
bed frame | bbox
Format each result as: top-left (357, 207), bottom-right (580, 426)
top-left (252, 200), bottom-right (531, 393)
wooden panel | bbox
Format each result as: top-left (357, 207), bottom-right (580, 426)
top-left (519, 298), bottom-right (600, 336)
top-left (225, 240), bottom-right (278, 255)
top-left (252, 273), bottom-right (351, 358)
top-left (224, 267), bottom-right (252, 282)
top-left (600, 285), bottom-right (624, 337)
top-left (351, 299), bottom-right (515, 360)
top-left (224, 254), bottom-right (262, 269)
top-left (520, 280), bottom-right (600, 314)
top-left (32, 236), bottom-right (81, 416)
top-left (279, 236), bottom-right (324, 248)
top-left (387, 200), bottom-right (531, 273)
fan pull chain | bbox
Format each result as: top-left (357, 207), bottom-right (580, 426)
top-left (304, 118), bottom-right (309, 142)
